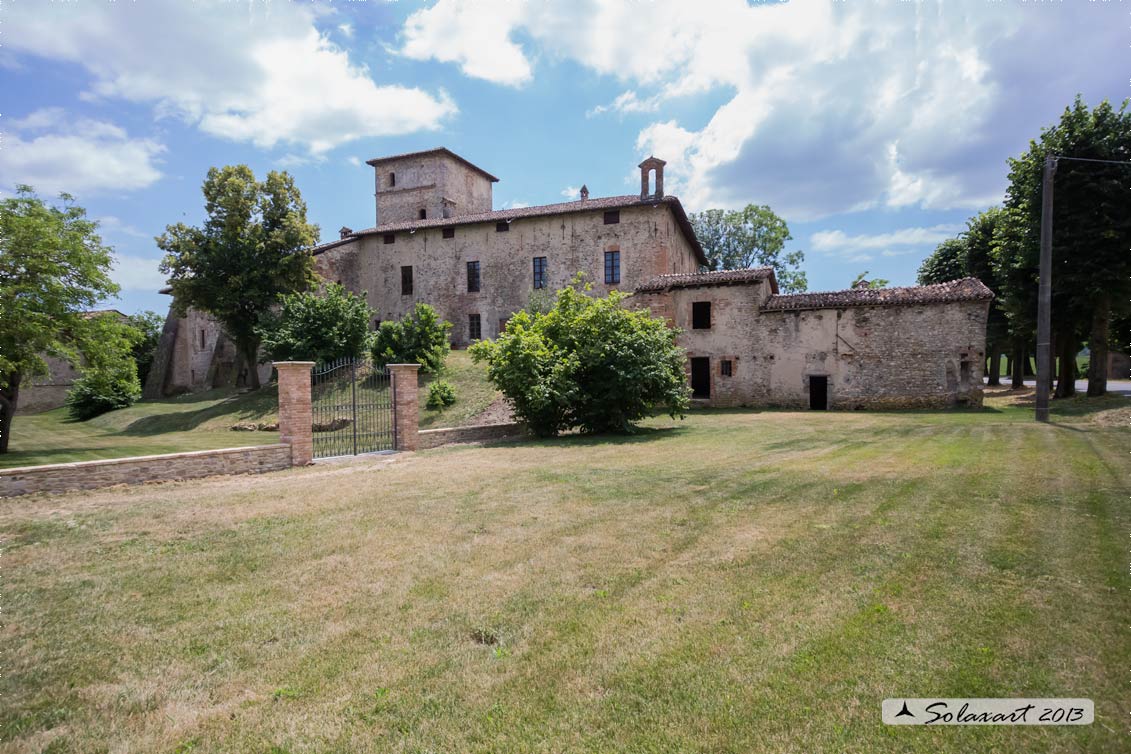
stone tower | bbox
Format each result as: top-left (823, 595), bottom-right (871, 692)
top-left (366, 148), bottom-right (499, 226)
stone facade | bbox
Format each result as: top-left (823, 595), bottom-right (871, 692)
top-left (634, 272), bottom-right (993, 410)
top-left (368, 147), bottom-right (496, 225)
top-left (0, 444), bottom-right (292, 497)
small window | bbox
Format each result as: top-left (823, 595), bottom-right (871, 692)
top-left (373, 318), bottom-right (382, 331)
top-left (498, 318), bottom-right (508, 335)
top-left (419, 208), bottom-right (427, 220)
top-left (496, 221), bottom-right (510, 233)
top-left (692, 301), bottom-right (711, 330)
top-left (199, 329), bottom-right (206, 349)
top-left (401, 265), bottom-right (413, 296)
top-left (442, 227), bottom-right (455, 239)
top-left (389, 172), bottom-right (396, 187)
top-left (533, 256), bottom-right (548, 289)
top-left (603, 210), bottom-right (620, 225)
top-left (467, 261), bottom-right (481, 293)
top-left (383, 233), bottom-right (395, 245)
top-left (604, 250), bottom-right (620, 285)
top-left (468, 313), bottom-right (482, 341)
top-left (721, 359), bottom-right (733, 377)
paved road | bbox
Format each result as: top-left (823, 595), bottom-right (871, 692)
top-left (986, 378), bottom-right (1131, 397)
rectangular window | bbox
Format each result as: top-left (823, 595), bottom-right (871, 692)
top-left (419, 208), bottom-right (427, 220)
top-left (498, 318), bottom-right (508, 335)
top-left (603, 210), bottom-right (620, 225)
top-left (373, 319), bottom-right (382, 331)
top-left (468, 313), bottom-right (481, 341)
top-left (496, 221), bottom-right (510, 232)
top-left (721, 359), bottom-right (733, 377)
top-left (442, 227), bottom-right (455, 239)
top-left (401, 265), bottom-right (413, 296)
top-left (383, 233), bottom-right (395, 245)
top-left (604, 250), bottom-right (621, 285)
top-left (199, 329), bottom-right (206, 349)
top-left (467, 261), bottom-right (481, 293)
top-left (692, 301), bottom-right (711, 330)
top-left (533, 256), bottom-right (548, 289)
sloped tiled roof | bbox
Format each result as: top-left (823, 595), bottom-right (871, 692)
top-left (635, 267), bottom-right (778, 294)
top-left (762, 278), bottom-right (993, 312)
top-left (364, 148), bottom-right (500, 182)
top-left (319, 194), bottom-right (709, 267)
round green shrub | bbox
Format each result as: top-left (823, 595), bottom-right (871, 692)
top-left (425, 380), bottom-right (457, 409)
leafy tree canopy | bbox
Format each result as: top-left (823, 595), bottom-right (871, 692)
top-left (66, 312), bottom-right (143, 421)
top-left (371, 303), bottom-right (452, 375)
top-left (689, 205), bottom-right (808, 293)
top-left (470, 278), bottom-right (690, 436)
top-left (126, 310), bottom-right (164, 387)
top-left (0, 186), bottom-right (119, 452)
top-left (158, 166), bottom-right (318, 389)
top-left (260, 283), bottom-right (375, 364)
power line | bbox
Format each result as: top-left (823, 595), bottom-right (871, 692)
top-left (1052, 156), bottom-right (1131, 166)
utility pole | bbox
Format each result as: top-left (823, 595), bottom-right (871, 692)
top-left (1035, 155), bottom-right (1057, 422)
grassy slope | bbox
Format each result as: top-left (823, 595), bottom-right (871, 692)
top-left (0, 396), bottom-right (1127, 753)
top-left (3, 351), bottom-right (498, 468)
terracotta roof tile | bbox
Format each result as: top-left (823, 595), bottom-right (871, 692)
top-left (364, 147), bottom-right (500, 182)
top-left (635, 267), bottom-right (777, 293)
top-left (762, 277), bottom-right (993, 311)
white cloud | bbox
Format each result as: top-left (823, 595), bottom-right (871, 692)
top-left (338, 23), bottom-right (354, 39)
top-left (112, 253), bottom-right (168, 292)
top-left (1, 110), bottom-right (164, 195)
top-left (97, 216), bottom-right (149, 239)
top-left (560, 186), bottom-right (580, 199)
top-left (8, 1), bottom-right (456, 156)
top-left (501, 200), bottom-right (530, 209)
top-left (400, 1), bottom-right (1120, 219)
top-left (346, 156), bottom-right (363, 167)
top-left (810, 224), bottom-right (963, 259)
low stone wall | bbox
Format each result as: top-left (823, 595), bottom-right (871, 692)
top-left (418, 422), bottom-right (524, 450)
top-left (0, 444), bottom-right (292, 498)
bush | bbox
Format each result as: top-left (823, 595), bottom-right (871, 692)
top-left (425, 380), bottom-right (457, 409)
top-left (372, 303), bottom-right (452, 375)
top-left (260, 283), bottom-right (374, 363)
top-left (470, 279), bottom-right (689, 436)
top-left (66, 364), bottom-right (141, 420)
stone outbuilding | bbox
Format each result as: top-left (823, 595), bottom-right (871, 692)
top-left (633, 270), bottom-right (993, 409)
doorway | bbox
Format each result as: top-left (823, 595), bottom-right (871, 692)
top-left (809, 375), bottom-right (828, 410)
top-left (690, 357), bottom-right (710, 399)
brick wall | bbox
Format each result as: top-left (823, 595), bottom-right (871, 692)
top-left (418, 422), bottom-right (524, 449)
top-left (0, 444), bottom-right (292, 497)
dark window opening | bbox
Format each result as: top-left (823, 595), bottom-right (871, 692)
top-left (467, 261), bottom-right (481, 293)
top-left (809, 375), bottom-right (828, 410)
top-left (389, 172), bottom-right (396, 187)
top-left (496, 221), bottom-right (510, 233)
top-left (498, 318), bottom-right (508, 335)
top-left (373, 318), bottom-right (382, 330)
top-left (419, 208), bottom-right (427, 220)
top-left (721, 359), bottom-right (733, 377)
top-left (692, 301), bottom-right (711, 330)
top-left (200, 329), bottom-right (206, 349)
top-left (383, 233), bottom-right (395, 245)
top-left (690, 357), bottom-right (710, 399)
top-left (603, 210), bottom-right (620, 225)
top-left (442, 227), bottom-right (455, 239)
top-left (401, 265), bottom-right (413, 296)
top-left (468, 313), bottom-right (481, 341)
top-left (604, 250), bottom-right (620, 285)
top-left (533, 256), bottom-right (548, 289)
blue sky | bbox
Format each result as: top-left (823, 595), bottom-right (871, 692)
top-left (2, 0), bottom-right (1125, 315)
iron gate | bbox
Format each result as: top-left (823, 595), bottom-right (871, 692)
top-left (311, 357), bottom-right (395, 459)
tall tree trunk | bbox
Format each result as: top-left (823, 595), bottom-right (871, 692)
top-left (242, 341), bottom-right (262, 390)
top-left (1011, 342), bottom-right (1026, 389)
top-left (1005, 354), bottom-right (1013, 380)
top-left (1086, 293), bottom-right (1110, 397)
top-left (1054, 333), bottom-right (1076, 398)
top-left (987, 345), bottom-right (1002, 386)
top-left (0, 371), bottom-right (22, 455)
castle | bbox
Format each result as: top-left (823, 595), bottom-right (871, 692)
top-left (145, 148), bottom-right (991, 410)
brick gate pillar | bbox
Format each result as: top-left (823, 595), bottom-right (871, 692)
top-left (274, 361), bottom-right (315, 466)
top-left (388, 363), bottom-right (421, 451)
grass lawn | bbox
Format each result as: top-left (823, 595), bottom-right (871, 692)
top-left (3, 351), bottom-right (499, 469)
top-left (1, 394), bottom-right (1128, 752)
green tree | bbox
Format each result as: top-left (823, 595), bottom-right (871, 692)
top-left (470, 279), bottom-right (690, 436)
top-left (260, 283), bottom-right (375, 363)
top-left (66, 313), bottom-right (143, 420)
top-left (689, 205), bottom-right (807, 293)
top-left (371, 303), bottom-right (452, 375)
top-left (158, 166), bottom-right (318, 390)
top-left (0, 186), bottom-right (119, 453)
top-left (850, 272), bottom-right (889, 289)
top-left (127, 310), bottom-right (164, 387)
top-left (1001, 96), bottom-right (1131, 397)
top-left (917, 239), bottom-right (968, 285)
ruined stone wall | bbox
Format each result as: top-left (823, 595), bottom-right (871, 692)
top-left (17, 354), bottom-right (82, 413)
top-left (170, 307), bottom-right (225, 391)
top-left (374, 153), bottom-right (493, 225)
top-left (318, 204), bottom-right (700, 347)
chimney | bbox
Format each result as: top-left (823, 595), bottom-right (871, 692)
top-left (339, 226), bottom-right (353, 239)
top-left (853, 279), bottom-right (870, 290)
top-left (638, 156), bottom-right (667, 200)
top-left (579, 185), bottom-right (589, 201)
